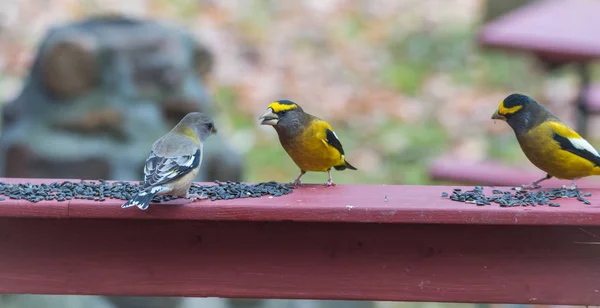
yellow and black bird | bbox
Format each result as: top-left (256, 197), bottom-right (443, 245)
top-left (492, 93), bottom-right (600, 190)
top-left (259, 100), bottom-right (357, 186)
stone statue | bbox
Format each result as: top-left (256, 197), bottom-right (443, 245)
top-left (0, 15), bottom-right (243, 183)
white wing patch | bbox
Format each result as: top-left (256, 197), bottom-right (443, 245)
top-left (142, 149), bottom-right (201, 188)
top-left (331, 130), bottom-right (339, 140)
top-left (150, 186), bottom-right (170, 194)
top-left (568, 137), bottom-right (600, 156)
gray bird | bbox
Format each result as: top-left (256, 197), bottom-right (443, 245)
top-left (122, 112), bottom-right (217, 210)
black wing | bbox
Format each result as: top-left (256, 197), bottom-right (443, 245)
top-left (142, 148), bottom-right (201, 188)
top-left (553, 133), bottom-right (600, 167)
top-left (325, 128), bottom-right (345, 155)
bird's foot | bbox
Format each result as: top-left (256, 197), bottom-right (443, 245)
top-left (289, 179), bottom-right (302, 188)
top-left (186, 193), bottom-right (208, 202)
top-left (565, 179), bottom-right (579, 191)
top-left (324, 169), bottom-right (336, 187)
top-left (520, 183), bottom-right (542, 190)
top-left (561, 184), bottom-right (578, 191)
top-left (324, 179), bottom-right (336, 187)
top-left (290, 171), bottom-right (306, 188)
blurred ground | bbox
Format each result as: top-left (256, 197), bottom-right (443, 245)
top-left (0, 0), bottom-right (596, 185)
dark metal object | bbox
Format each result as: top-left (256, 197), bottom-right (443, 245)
top-left (575, 63), bottom-right (592, 135)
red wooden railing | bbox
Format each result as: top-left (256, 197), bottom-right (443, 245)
top-left (1, 178), bottom-right (600, 305)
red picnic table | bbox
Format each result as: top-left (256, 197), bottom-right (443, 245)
top-left (430, 0), bottom-right (600, 186)
top-left (478, 0), bottom-right (600, 136)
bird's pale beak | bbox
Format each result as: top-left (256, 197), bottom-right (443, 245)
top-left (491, 110), bottom-right (506, 121)
top-left (259, 108), bottom-right (279, 126)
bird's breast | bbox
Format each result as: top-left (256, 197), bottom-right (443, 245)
top-left (278, 130), bottom-right (342, 172)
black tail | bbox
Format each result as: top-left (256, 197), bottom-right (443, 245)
top-left (121, 189), bottom-right (158, 210)
top-left (334, 159), bottom-right (357, 171)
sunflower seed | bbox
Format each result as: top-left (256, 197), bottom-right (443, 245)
top-left (443, 186), bottom-right (592, 208)
top-left (0, 180), bottom-right (294, 204)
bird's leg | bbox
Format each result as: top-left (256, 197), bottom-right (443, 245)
top-left (521, 174), bottom-right (552, 190)
top-left (562, 179), bottom-right (579, 191)
top-left (186, 191), bottom-right (208, 202)
top-left (324, 169), bottom-right (336, 187)
top-left (292, 170), bottom-right (306, 187)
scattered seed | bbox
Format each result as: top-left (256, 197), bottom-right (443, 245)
top-left (0, 180), bottom-right (294, 204)
top-left (443, 186), bottom-right (592, 208)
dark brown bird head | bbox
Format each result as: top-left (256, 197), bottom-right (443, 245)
top-left (259, 100), bottom-right (307, 135)
top-left (492, 93), bottom-right (549, 134)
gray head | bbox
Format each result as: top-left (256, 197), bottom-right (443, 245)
top-left (175, 112), bottom-right (217, 141)
top-left (258, 100), bottom-right (307, 135)
top-left (491, 93), bottom-right (551, 134)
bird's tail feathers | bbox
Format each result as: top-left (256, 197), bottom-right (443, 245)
top-left (334, 159), bottom-right (357, 171)
top-left (121, 186), bottom-right (166, 210)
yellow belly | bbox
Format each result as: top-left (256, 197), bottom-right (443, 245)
top-left (282, 135), bottom-right (344, 172)
top-left (517, 127), bottom-right (600, 179)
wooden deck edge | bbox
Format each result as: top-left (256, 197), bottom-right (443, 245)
top-left (1, 217), bottom-right (599, 305)
top-left (1, 178), bottom-right (600, 226)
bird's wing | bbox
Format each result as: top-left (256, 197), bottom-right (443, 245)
top-left (549, 121), bottom-right (600, 167)
top-left (142, 148), bottom-right (202, 188)
top-left (324, 128), bottom-right (345, 155)
top-left (310, 118), bottom-right (346, 155)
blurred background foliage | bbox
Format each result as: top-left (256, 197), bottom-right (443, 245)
top-left (0, 0), bottom-right (597, 187)
top-left (0, 1), bottom-right (598, 307)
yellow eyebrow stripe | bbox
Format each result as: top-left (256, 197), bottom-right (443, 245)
top-left (498, 102), bottom-right (522, 115)
top-left (268, 102), bottom-right (297, 113)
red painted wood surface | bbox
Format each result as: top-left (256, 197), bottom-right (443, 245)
top-left (2, 177), bottom-right (600, 225)
top-left (478, 0), bottom-right (600, 63)
top-left (2, 177), bottom-right (600, 304)
top-left (429, 157), bottom-right (600, 189)
top-left (1, 218), bottom-right (600, 305)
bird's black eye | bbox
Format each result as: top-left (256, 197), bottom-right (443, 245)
top-left (207, 122), bottom-right (213, 130)
top-left (280, 110), bottom-right (287, 115)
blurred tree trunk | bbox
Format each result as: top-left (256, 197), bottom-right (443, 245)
top-left (482, 0), bottom-right (539, 23)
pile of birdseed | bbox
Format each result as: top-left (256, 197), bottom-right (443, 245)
top-left (441, 186), bottom-right (592, 207)
top-left (0, 180), bottom-right (294, 203)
